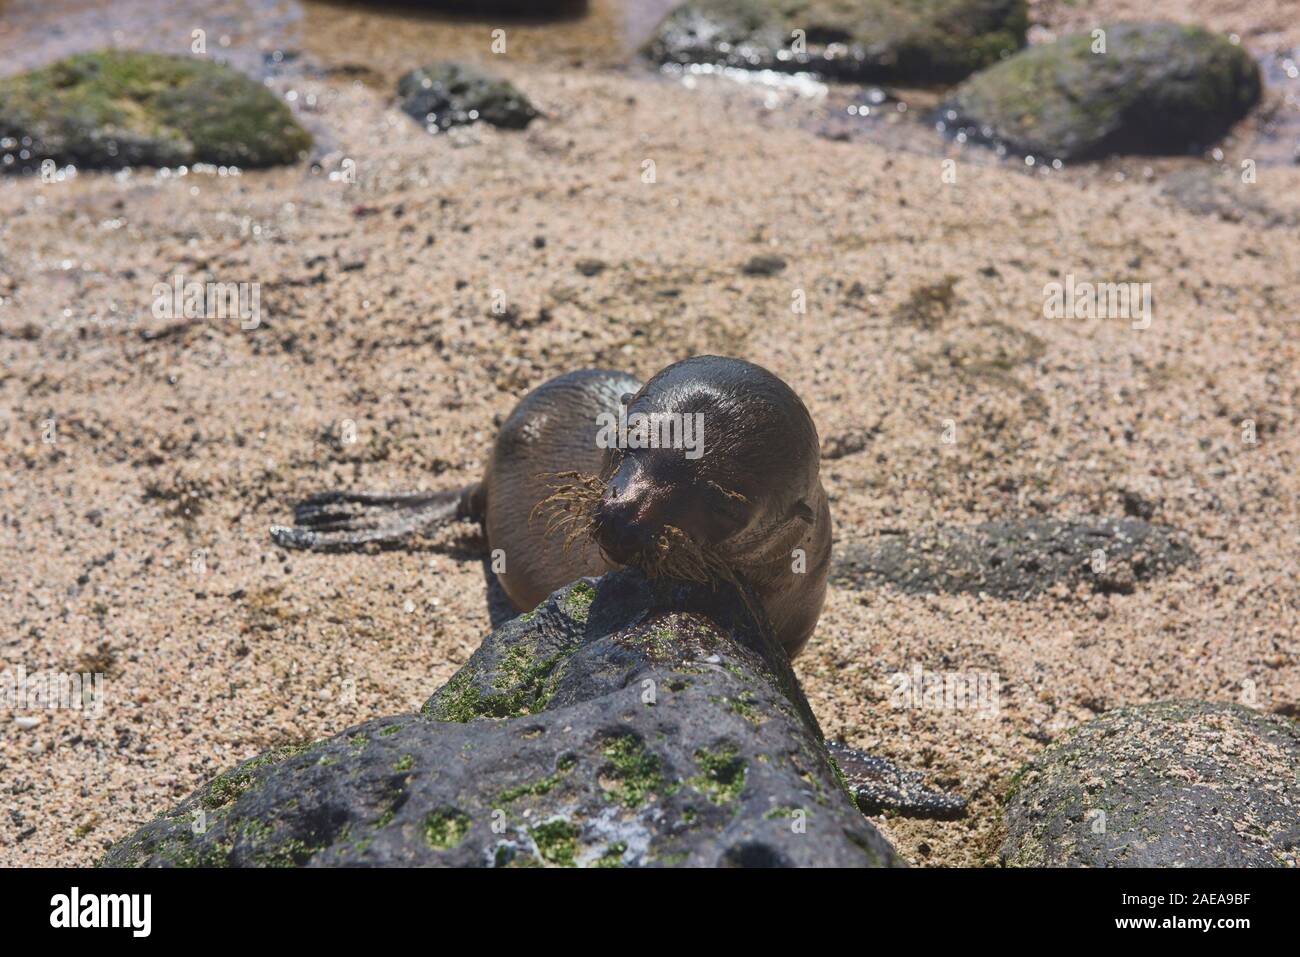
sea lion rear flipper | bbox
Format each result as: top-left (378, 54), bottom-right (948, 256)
top-left (270, 484), bottom-right (482, 552)
top-left (826, 741), bottom-right (967, 821)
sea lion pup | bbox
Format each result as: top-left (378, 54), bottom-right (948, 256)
top-left (272, 356), bottom-right (831, 660)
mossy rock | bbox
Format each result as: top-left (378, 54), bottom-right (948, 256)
top-left (0, 51), bottom-right (311, 172)
top-left (945, 22), bottom-right (1261, 160)
top-left (644, 0), bottom-right (1028, 84)
top-left (397, 62), bottom-right (538, 132)
top-left (1001, 702), bottom-right (1300, 867)
top-left (100, 572), bottom-right (901, 868)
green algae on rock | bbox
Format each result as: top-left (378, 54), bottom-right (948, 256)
top-left (398, 62), bottom-right (538, 132)
top-left (644, 0), bottom-right (1028, 84)
top-left (944, 22), bottom-right (1261, 160)
top-left (1001, 702), bottom-right (1300, 867)
top-left (0, 51), bottom-right (312, 172)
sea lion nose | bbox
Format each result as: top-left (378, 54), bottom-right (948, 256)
top-left (593, 513), bottom-right (644, 565)
top-left (593, 487), bottom-right (646, 563)
top-left (594, 476), bottom-right (656, 564)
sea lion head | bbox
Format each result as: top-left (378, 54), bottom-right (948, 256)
top-left (590, 356), bottom-right (821, 569)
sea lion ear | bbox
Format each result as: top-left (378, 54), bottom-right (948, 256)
top-left (620, 392), bottom-right (635, 406)
top-left (791, 500), bottom-right (815, 524)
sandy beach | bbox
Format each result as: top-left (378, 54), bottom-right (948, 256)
top-left (0, 0), bottom-right (1296, 866)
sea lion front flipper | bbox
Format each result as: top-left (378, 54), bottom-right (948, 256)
top-left (826, 741), bottom-right (967, 821)
top-left (270, 485), bottom-right (482, 552)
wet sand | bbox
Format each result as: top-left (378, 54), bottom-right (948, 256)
top-left (0, 0), bottom-right (1296, 866)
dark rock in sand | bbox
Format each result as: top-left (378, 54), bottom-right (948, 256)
top-left (828, 741), bottom-right (966, 819)
top-left (741, 253), bottom-right (787, 275)
top-left (645, 0), bottom-right (1028, 85)
top-left (398, 62), bottom-right (538, 132)
top-left (101, 571), bottom-right (901, 868)
top-left (1001, 702), bottom-right (1300, 867)
top-left (0, 51), bottom-right (311, 172)
top-left (820, 426), bottom-right (878, 460)
top-left (832, 517), bottom-right (1194, 598)
top-left (944, 22), bottom-right (1261, 161)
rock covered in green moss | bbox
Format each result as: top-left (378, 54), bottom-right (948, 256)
top-left (0, 51), bottom-right (311, 172)
top-left (644, 0), bottom-right (1027, 84)
top-left (397, 62), bottom-right (538, 132)
top-left (944, 22), bottom-right (1261, 160)
top-left (101, 571), bottom-right (901, 868)
top-left (1001, 702), bottom-right (1300, 867)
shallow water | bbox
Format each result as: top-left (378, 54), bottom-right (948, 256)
top-left (1253, 50), bottom-right (1300, 166)
top-left (0, 0), bottom-right (300, 77)
top-left (0, 0), bottom-right (679, 79)
top-left (1, 0), bottom-right (1295, 179)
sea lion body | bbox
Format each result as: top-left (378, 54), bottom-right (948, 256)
top-left (484, 368), bottom-right (642, 610)
top-left (275, 356), bottom-right (831, 659)
top-left (486, 357), bottom-right (830, 659)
